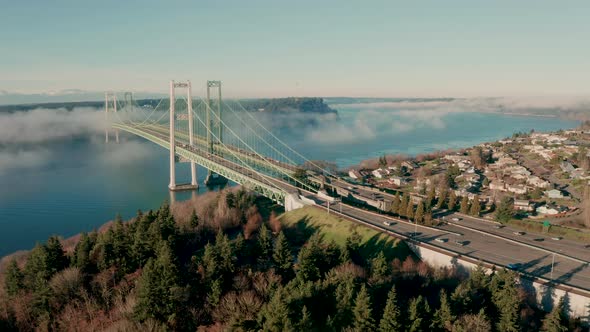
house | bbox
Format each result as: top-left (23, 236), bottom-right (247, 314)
top-left (536, 204), bottom-right (568, 216)
top-left (414, 177), bottom-right (431, 190)
top-left (371, 168), bottom-right (389, 179)
top-left (444, 154), bottom-right (469, 163)
top-left (570, 168), bottom-right (588, 180)
top-left (526, 176), bottom-right (550, 189)
top-left (457, 160), bottom-right (472, 171)
top-left (388, 176), bottom-right (407, 186)
top-left (348, 170), bottom-right (362, 179)
top-left (514, 199), bottom-right (534, 212)
top-left (402, 160), bottom-right (419, 170)
top-left (560, 161), bottom-right (575, 173)
top-left (507, 184), bottom-right (527, 195)
top-left (546, 189), bottom-right (564, 199)
top-left (489, 180), bottom-right (506, 191)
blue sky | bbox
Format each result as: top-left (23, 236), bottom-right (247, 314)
top-left (1, 0), bottom-right (590, 98)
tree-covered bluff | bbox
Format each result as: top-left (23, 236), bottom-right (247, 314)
top-left (239, 97), bottom-right (336, 115)
top-left (0, 188), bottom-right (583, 331)
top-left (0, 97), bottom-right (337, 116)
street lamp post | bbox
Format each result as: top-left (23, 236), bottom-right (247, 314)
top-left (550, 252), bottom-right (555, 279)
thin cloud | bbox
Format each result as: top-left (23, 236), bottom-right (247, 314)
top-left (0, 108), bottom-right (107, 144)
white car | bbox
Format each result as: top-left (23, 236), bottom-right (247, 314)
top-left (435, 238), bottom-right (448, 243)
top-left (513, 231), bottom-right (525, 236)
top-left (383, 221), bottom-right (392, 226)
top-left (551, 237), bottom-right (562, 241)
top-left (451, 217), bottom-right (461, 221)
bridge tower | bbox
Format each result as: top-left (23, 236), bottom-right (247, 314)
top-left (204, 80), bottom-right (228, 185)
top-left (104, 92), bottom-right (119, 143)
top-left (123, 92), bottom-right (134, 109)
top-left (168, 80), bottom-right (199, 191)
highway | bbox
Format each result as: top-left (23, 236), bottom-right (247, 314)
top-left (316, 200), bottom-right (590, 292)
top-left (442, 212), bottom-right (590, 262)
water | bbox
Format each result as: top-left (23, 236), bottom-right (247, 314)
top-left (0, 104), bottom-right (578, 256)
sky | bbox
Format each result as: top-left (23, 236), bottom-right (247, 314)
top-left (1, 0), bottom-right (590, 100)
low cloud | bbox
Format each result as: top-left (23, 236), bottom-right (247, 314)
top-left (100, 140), bottom-right (154, 165)
top-left (0, 149), bottom-right (50, 174)
top-left (0, 108), bottom-right (107, 144)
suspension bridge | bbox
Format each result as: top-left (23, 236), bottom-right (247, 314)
top-left (105, 80), bottom-right (331, 207)
top-left (103, 80), bottom-right (590, 306)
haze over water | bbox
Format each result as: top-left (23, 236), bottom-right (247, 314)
top-left (0, 103), bottom-right (578, 256)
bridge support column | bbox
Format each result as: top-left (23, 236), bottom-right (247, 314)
top-left (104, 93), bottom-right (109, 143)
top-left (204, 80), bottom-right (227, 186)
top-left (168, 80), bottom-right (176, 190)
top-left (188, 81), bottom-right (198, 187)
top-left (205, 171), bottom-right (228, 186)
top-left (105, 92), bottom-right (119, 144)
top-left (114, 95), bottom-right (119, 143)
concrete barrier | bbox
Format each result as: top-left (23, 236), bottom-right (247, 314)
top-left (411, 242), bottom-right (590, 319)
top-left (310, 204), bottom-right (590, 321)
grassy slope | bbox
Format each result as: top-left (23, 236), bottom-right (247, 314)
top-left (279, 206), bottom-right (413, 261)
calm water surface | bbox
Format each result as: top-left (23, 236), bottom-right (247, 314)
top-left (0, 105), bottom-right (578, 256)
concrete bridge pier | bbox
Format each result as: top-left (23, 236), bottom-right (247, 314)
top-left (204, 170), bottom-right (228, 186)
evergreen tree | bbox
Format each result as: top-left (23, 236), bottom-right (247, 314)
top-left (414, 202), bottom-right (425, 224)
top-left (132, 214), bottom-right (154, 268)
top-left (298, 305), bottom-right (313, 331)
top-left (470, 195), bottom-right (481, 217)
top-left (24, 237), bottom-right (68, 289)
top-left (448, 190), bottom-right (457, 211)
top-left (134, 242), bottom-right (182, 325)
top-left (426, 186), bottom-right (436, 209)
top-left (424, 211), bottom-right (434, 226)
top-left (436, 187), bottom-right (448, 209)
top-left (225, 191), bottom-right (236, 208)
top-left (112, 219), bottom-right (132, 273)
top-left (379, 286), bottom-right (402, 332)
top-left (45, 236), bottom-right (68, 275)
top-left (433, 289), bottom-right (454, 331)
top-left (408, 295), bottom-right (430, 332)
top-left (333, 276), bottom-right (356, 328)
top-left (460, 196), bottom-right (470, 214)
top-left (399, 195), bottom-right (409, 218)
top-left (73, 232), bottom-right (96, 273)
top-left (406, 202), bottom-right (415, 220)
top-left (202, 243), bottom-right (220, 281)
top-left (496, 197), bottom-right (515, 223)
top-left (93, 228), bottom-right (116, 271)
top-left (4, 259), bottom-right (24, 296)
top-left (259, 287), bottom-right (294, 332)
top-left (491, 269), bottom-right (520, 332)
top-left (189, 209), bottom-right (199, 228)
top-left (345, 230), bottom-right (363, 265)
top-left (297, 234), bottom-right (324, 282)
top-left (258, 224), bottom-right (273, 262)
top-left (353, 284), bottom-right (375, 331)
top-left (541, 296), bottom-right (568, 332)
top-left (370, 251), bottom-right (389, 281)
top-left (273, 231), bottom-right (293, 280)
top-left (390, 193), bottom-right (400, 215)
top-left (215, 231), bottom-right (235, 277)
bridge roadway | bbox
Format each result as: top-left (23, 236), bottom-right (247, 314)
top-left (114, 124), bottom-right (590, 293)
top-left (141, 124), bottom-right (299, 173)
